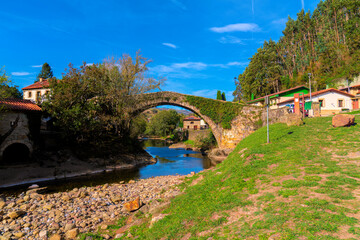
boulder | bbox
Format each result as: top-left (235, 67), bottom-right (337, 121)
top-left (332, 114), bottom-right (355, 127)
top-left (65, 228), bottom-right (79, 239)
top-left (123, 196), bottom-right (141, 212)
top-left (8, 210), bottom-right (26, 219)
top-left (49, 234), bottom-right (62, 240)
top-left (285, 114), bottom-right (303, 126)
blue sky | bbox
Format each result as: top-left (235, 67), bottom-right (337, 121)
top-left (1, 0), bottom-right (320, 100)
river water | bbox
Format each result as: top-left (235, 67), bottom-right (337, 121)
top-left (2, 139), bottom-right (213, 194)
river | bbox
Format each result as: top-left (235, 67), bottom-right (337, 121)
top-left (1, 139), bottom-right (213, 194)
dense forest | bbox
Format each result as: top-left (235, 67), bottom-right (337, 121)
top-left (233, 0), bottom-right (360, 101)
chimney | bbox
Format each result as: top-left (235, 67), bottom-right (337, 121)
top-left (39, 78), bottom-right (43, 82)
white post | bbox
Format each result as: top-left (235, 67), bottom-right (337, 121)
top-left (266, 96), bottom-right (269, 144)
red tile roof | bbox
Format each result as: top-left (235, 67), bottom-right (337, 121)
top-left (22, 79), bottom-right (50, 90)
top-left (247, 85), bottom-right (309, 103)
top-left (0, 99), bottom-right (42, 112)
top-left (277, 88), bottom-right (355, 105)
top-left (339, 84), bottom-right (360, 91)
top-left (184, 116), bottom-right (201, 121)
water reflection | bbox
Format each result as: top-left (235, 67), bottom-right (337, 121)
top-left (2, 139), bottom-right (213, 194)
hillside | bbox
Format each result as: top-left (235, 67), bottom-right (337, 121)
top-left (234, 0), bottom-right (360, 101)
top-left (90, 115), bottom-right (360, 239)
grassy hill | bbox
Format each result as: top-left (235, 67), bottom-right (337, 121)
top-left (89, 115), bottom-right (360, 239)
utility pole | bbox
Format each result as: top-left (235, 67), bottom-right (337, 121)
top-left (308, 73), bottom-right (312, 102)
top-left (265, 96), bottom-right (270, 144)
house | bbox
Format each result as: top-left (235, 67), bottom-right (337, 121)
top-left (277, 88), bottom-right (355, 115)
top-left (247, 85), bottom-right (309, 109)
top-left (0, 99), bottom-right (42, 164)
top-left (22, 78), bottom-right (51, 103)
top-left (339, 84), bottom-right (360, 110)
top-left (183, 116), bottom-right (201, 130)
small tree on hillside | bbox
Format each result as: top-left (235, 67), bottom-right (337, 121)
top-left (216, 90), bottom-right (222, 100)
top-left (36, 63), bottom-right (53, 82)
top-left (222, 92), bottom-right (226, 101)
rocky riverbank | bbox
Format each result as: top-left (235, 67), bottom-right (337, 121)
top-left (0, 149), bottom-right (156, 189)
top-left (0, 174), bottom-right (186, 239)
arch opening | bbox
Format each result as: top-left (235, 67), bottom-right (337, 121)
top-left (2, 143), bottom-right (30, 165)
top-left (131, 101), bottom-right (221, 147)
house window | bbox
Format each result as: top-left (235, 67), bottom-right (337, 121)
top-left (190, 121), bottom-right (194, 124)
top-left (28, 92), bottom-right (32, 98)
top-left (319, 99), bottom-right (325, 107)
top-left (36, 91), bottom-right (41, 97)
top-left (338, 99), bottom-right (344, 108)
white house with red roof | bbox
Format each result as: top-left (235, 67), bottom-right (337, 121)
top-left (277, 88), bottom-right (355, 115)
top-left (0, 99), bottom-right (42, 164)
top-left (22, 78), bottom-right (51, 103)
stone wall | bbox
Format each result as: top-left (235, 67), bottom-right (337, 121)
top-left (188, 129), bottom-right (210, 141)
top-left (0, 112), bottom-right (34, 160)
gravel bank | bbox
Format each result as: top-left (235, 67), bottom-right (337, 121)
top-left (0, 175), bottom-right (185, 239)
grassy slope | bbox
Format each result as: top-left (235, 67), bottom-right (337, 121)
top-left (101, 116), bottom-right (360, 239)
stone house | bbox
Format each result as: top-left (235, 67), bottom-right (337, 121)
top-left (247, 85), bottom-right (309, 109)
top-left (183, 116), bottom-right (201, 130)
top-left (0, 99), bottom-right (42, 164)
top-left (22, 78), bottom-right (51, 103)
top-left (277, 88), bottom-right (355, 116)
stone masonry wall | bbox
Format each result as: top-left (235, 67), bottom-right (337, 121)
top-left (0, 112), bottom-right (33, 159)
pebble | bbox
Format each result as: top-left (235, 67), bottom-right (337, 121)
top-left (0, 175), bottom-right (184, 238)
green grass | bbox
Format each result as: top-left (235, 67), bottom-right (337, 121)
top-left (91, 116), bottom-right (360, 239)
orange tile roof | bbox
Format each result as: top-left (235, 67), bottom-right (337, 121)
top-left (0, 99), bottom-right (42, 112)
top-left (184, 116), bottom-right (201, 121)
top-left (22, 79), bottom-right (50, 90)
top-left (277, 88), bottom-right (355, 105)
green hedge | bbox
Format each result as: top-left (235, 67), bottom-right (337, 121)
top-left (185, 96), bottom-right (243, 129)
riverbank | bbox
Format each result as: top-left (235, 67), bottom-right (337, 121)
top-left (0, 149), bottom-right (156, 189)
top-left (92, 116), bottom-right (360, 239)
top-left (0, 174), bottom-right (187, 239)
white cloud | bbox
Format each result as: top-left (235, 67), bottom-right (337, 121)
top-left (301, 0), bottom-right (304, 9)
top-left (171, 0), bottom-right (186, 10)
top-left (272, 18), bottom-right (287, 26)
top-left (190, 89), bottom-right (234, 99)
top-left (252, 0), bottom-right (254, 15)
top-left (227, 61), bottom-right (249, 66)
top-left (31, 65), bottom-right (42, 68)
top-left (219, 36), bottom-right (244, 45)
top-left (210, 23), bottom-right (260, 33)
top-left (162, 43), bottom-right (177, 49)
top-left (86, 63), bottom-right (94, 66)
top-left (151, 61), bottom-right (246, 76)
top-left (11, 72), bottom-right (31, 76)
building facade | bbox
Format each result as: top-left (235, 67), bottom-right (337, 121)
top-left (247, 85), bottom-right (310, 109)
top-left (22, 78), bottom-right (51, 103)
top-left (277, 88), bottom-right (354, 116)
top-left (183, 116), bottom-right (201, 130)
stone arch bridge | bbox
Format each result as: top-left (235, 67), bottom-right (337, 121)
top-left (130, 91), bottom-right (289, 149)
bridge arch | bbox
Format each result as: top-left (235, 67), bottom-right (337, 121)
top-left (130, 92), bottom-right (223, 147)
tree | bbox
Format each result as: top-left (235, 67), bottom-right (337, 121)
top-left (216, 90), bottom-right (222, 100)
top-left (129, 114), bottom-right (148, 138)
top-left (0, 67), bottom-right (22, 99)
top-left (36, 63), bottom-right (53, 82)
top-left (221, 92), bottom-right (226, 101)
top-left (145, 110), bottom-right (180, 137)
top-left (43, 51), bottom-right (165, 143)
top-left (234, 0), bottom-right (360, 101)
